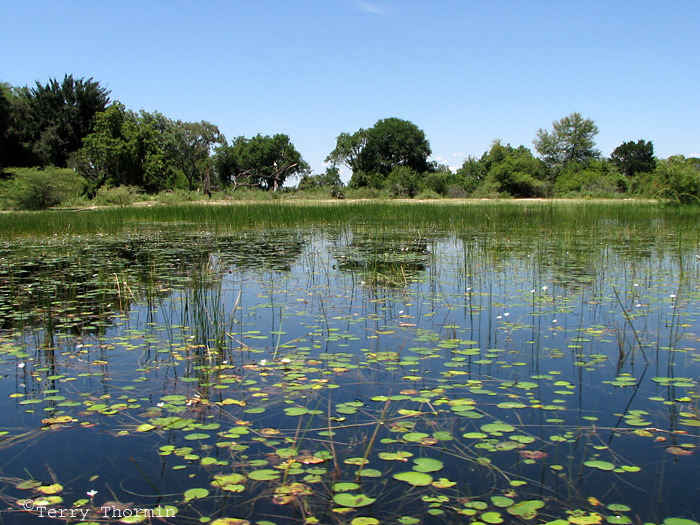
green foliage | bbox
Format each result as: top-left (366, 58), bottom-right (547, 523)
top-left (348, 170), bottom-right (385, 190)
top-left (652, 155), bottom-right (700, 204)
top-left (455, 155), bottom-right (488, 195)
top-left (71, 104), bottom-right (175, 195)
top-left (387, 166), bottom-right (421, 197)
top-left (1, 167), bottom-right (85, 210)
top-left (328, 118), bottom-right (432, 184)
top-left (214, 134), bottom-right (309, 191)
top-left (610, 140), bottom-right (656, 177)
top-left (297, 166), bottom-right (343, 191)
top-left (555, 160), bottom-right (625, 197)
top-left (362, 118), bottom-right (432, 176)
top-left (22, 75), bottom-right (111, 167)
top-left (325, 130), bottom-right (368, 173)
top-left (93, 185), bottom-right (142, 207)
top-left (420, 170), bottom-right (457, 196)
top-left (534, 112), bottom-right (599, 174)
top-left (464, 141), bottom-right (548, 198)
top-left (414, 188), bottom-right (441, 199)
top-left (0, 83), bottom-right (34, 168)
top-left (169, 120), bottom-right (224, 191)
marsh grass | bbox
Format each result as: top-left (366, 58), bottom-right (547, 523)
top-left (2, 199), bottom-right (694, 239)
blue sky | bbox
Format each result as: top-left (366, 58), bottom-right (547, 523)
top-left (2, 1), bottom-right (698, 182)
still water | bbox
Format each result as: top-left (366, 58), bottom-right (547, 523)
top-left (1, 211), bottom-right (699, 524)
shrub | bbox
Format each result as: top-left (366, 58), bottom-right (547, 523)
top-left (387, 166), bottom-right (420, 198)
top-left (1, 167), bottom-right (85, 210)
top-left (93, 185), bottom-right (142, 206)
top-left (555, 161), bottom-right (625, 197)
top-left (653, 156), bottom-right (700, 204)
top-left (414, 188), bottom-right (441, 200)
top-left (445, 185), bottom-right (469, 199)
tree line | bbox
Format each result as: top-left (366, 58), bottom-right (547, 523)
top-left (1, 75), bottom-right (699, 208)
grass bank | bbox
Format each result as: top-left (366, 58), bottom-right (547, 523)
top-left (0, 198), bottom-right (690, 239)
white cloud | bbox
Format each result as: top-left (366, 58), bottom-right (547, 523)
top-left (452, 152), bottom-right (463, 157)
top-left (355, 1), bottom-right (390, 15)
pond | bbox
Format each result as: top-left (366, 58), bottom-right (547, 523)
top-left (0, 202), bottom-right (699, 525)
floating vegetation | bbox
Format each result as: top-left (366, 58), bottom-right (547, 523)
top-left (0, 202), bottom-right (699, 524)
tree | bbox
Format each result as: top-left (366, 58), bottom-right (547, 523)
top-left (610, 139), bottom-right (656, 177)
top-left (477, 141), bottom-right (547, 197)
top-left (325, 129), bottom-right (368, 173)
top-left (1, 167), bottom-right (84, 210)
top-left (327, 118), bottom-right (432, 185)
top-left (168, 120), bottom-right (224, 191)
top-left (0, 82), bottom-right (35, 169)
top-left (297, 166), bottom-right (343, 191)
top-left (22, 75), bottom-right (111, 167)
top-left (214, 134), bottom-right (309, 191)
top-left (653, 155), bottom-right (700, 204)
top-left (362, 118), bottom-right (432, 176)
top-left (534, 112), bottom-right (599, 174)
top-left (71, 104), bottom-right (174, 194)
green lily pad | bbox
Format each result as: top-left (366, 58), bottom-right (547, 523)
top-left (334, 482), bottom-right (360, 492)
top-left (333, 493), bottom-right (376, 508)
top-left (491, 496), bottom-right (514, 508)
top-left (482, 511), bottom-right (504, 524)
top-left (248, 469), bottom-right (280, 481)
top-left (393, 471), bottom-right (433, 486)
top-left (184, 488), bottom-right (209, 501)
top-left (412, 457), bottom-right (443, 473)
top-left (584, 460), bottom-right (615, 471)
top-left (663, 520), bottom-right (700, 525)
top-left (507, 500), bottom-right (545, 519)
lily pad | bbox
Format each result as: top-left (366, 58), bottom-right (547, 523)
top-left (393, 471), bottom-right (433, 486)
top-left (333, 493), bottom-right (376, 508)
top-left (412, 457), bottom-right (443, 473)
top-left (507, 500), bottom-right (545, 519)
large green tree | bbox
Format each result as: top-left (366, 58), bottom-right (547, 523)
top-left (477, 141), bottom-right (548, 197)
top-left (610, 139), bottom-right (656, 177)
top-left (22, 75), bottom-right (111, 167)
top-left (169, 120), bottom-right (224, 191)
top-left (71, 104), bottom-right (174, 194)
top-left (328, 118), bottom-right (432, 187)
top-left (214, 134), bottom-right (309, 191)
top-left (533, 112), bottom-right (599, 174)
top-left (325, 129), bottom-right (368, 173)
top-left (0, 82), bottom-right (35, 169)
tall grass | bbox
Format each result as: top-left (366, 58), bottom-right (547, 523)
top-left (0, 200), bottom-right (697, 240)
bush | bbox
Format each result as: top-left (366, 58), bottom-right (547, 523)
top-left (555, 161), bottom-right (625, 197)
top-left (445, 185), bottom-right (469, 199)
top-left (1, 167), bottom-right (85, 210)
top-left (653, 156), bottom-right (700, 204)
top-left (93, 185), bottom-right (142, 206)
top-left (414, 188), bottom-right (441, 199)
top-left (387, 166), bottom-right (420, 198)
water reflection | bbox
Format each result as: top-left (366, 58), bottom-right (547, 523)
top-left (0, 217), bottom-right (699, 524)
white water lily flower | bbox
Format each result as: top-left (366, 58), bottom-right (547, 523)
top-left (87, 490), bottom-right (97, 497)
top-left (281, 358), bottom-right (291, 364)
top-left (259, 359), bottom-right (267, 367)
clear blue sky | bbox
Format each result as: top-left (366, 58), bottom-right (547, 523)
top-left (2, 1), bottom-right (698, 182)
